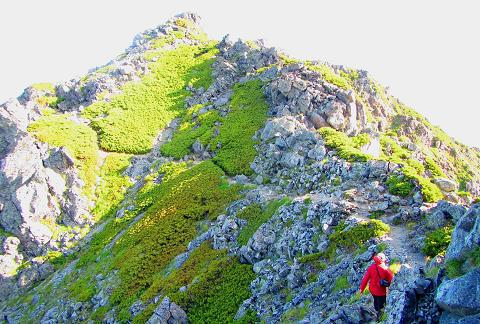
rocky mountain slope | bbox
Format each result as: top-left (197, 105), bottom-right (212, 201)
top-left (1, 13), bottom-right (480, 323)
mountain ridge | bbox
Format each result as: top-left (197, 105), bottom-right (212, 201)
top-left (1, 12), bottom-right (480, 323)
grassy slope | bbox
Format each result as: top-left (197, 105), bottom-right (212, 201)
top-left (83, 44), bottom-right (218, 154)
top-left (28, 114), bottom-right (99, 197)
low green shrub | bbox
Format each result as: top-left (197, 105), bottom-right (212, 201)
top-left (160, 105), bottom-right (220, 158)
top-left (83, 44), bottom-right (217, 154)
top-left (445, 247), bottom-right (480, 278)
top-left (210, 80), bottom-right (269, 175)
top-left (385, 175), bottom-right (414, 197)
top-left (319, 128), bottom-right (372, 162)
top-left (422, 225), bottom-right (453, 257)
top-left (330, 220), bottom-right (390, 250)
top-left (109, 160), bottom-right (242, 315)
top-left (333, 275), bottom-right (350, 292)
top-left (28, 114), bottom-right (99, 197)
top-left (307, 63), bottom-right (351, 89)
top-left (280, 300), bottom-right (311, 323)
top-left (424, 157), bottom-right (447, 178)
top-left (93, 153), bottom-right (132, 222)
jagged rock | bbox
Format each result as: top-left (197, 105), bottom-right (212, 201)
top-left (309, 112), bottom-right (329, 129)
top-left (445, 204), bottom-right (480, 261)
top-left (433, 178), bottom-right (458, 193)
top-left (385, 267), bottom-right (418, 324)
top-left (426, 200), bottom-right (467, 229)
top-left (324, 101), bottom-right (346, 130)
top-left (435, 269), bottom-right (480, 316)
top-left (146, 297), bottom-right (187, 324)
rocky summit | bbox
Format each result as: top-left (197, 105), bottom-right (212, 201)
top-left (1, 12), bottom-right (480, 324)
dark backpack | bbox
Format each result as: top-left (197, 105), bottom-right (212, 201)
top-left (376, 265), bottom-right (390, 287)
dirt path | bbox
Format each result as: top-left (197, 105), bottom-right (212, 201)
top-left (385, 224), bottom-right (426, 269)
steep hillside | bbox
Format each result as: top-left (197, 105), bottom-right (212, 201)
top-left (1, 13), bottom-right (480, 323)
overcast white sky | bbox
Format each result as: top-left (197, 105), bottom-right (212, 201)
top-left (1, 0), bottom-right (479, 147)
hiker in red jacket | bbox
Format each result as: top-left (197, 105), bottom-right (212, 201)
top-left (359, 253), bottom-right (394, 320)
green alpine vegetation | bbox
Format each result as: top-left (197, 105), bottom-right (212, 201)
top-left (319, 127), bottom-right (372, 162)
top-left (210, 80), bottom-right (270, 175)
top-left (28, 113), bottom-right (99, 197)
top-left (109, 160), bottom-right (242, 319)
top-left (92, 153), bottom-right (133, 221)
top-left (83, 44), bottom-right (218, 154)
top-left (330, 219), bottom-right (391, 250)
top-left (161, 79), bottom-right (269, 175)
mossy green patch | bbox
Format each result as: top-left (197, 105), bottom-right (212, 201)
top-left (319, 128), bottom-right (372, 162)
top-left (210, 80), bottom-right (269, 175)
top-left (135, 242), bottom-right (255, 323)
top-left (333, 275), bottom-right (350, 292)
top-left (236, 198), bottom-right (290, 246)
top-left (330, 220), bottom-right (390, 250)
top-left (160, 105), bottom-right (221, 158)
top-left (280, 300), bottom-right (310, 323)
top-left (386, 174), bottom-right (414, 197)
top-left (28, 114), bottom-right (99, 197)
top-left (109, 160), bottom-right (242, 315)
top-left (93, 153), bottom-right (133, 222)
top-left (422, 225), bottom-right (453, 257)
top-left (83, 44), bottom-right (217, 154)
top-left (425, 157), bottom-right (447, 178)
top-left (307, 64), bottom-right (351, 90)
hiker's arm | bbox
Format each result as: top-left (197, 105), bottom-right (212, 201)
top-left (359, 269), bottom-right (370, 293)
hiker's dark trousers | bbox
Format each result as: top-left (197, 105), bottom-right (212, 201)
top-left (373, 294), bottom-right (387, 314)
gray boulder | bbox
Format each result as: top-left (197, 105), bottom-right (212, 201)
top-left (435, 269), bottom-right (480, 316)
top-left (146, 297), bottom-right (187, 324)
top-left (434, 178), bottom-right (458, 193)
top-left (445, 204), bottom-right (480, 261)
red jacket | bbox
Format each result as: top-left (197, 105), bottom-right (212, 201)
top-left (360, 263), bottom-right (394, 296)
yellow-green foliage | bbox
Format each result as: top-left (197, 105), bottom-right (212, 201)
top-left (380, 135), bottom-right (443, 202)
top-left (93, 153), bottom-right (132, 221)
top-left (424, 157), bottom-right (446, 178)
top-left (162, 80), bottom-right (269, 175)
top-left (137, 242), bottom-right (255, 323)
top-left (236, 198), bottom-right (290, 246)
top-left (31, 82), bottom-right (55, 92)
top-left (36, 95), bottom-right (62, 108)
top-left (28, 114), bottom-right (99, 197)
top-left (210, 80), bottom-right (269, 175)
top-left (160, 105), bottom-right (221, 158)
top-left (280, 300), bottom-right (311, 323)
top-left (386, 174), bottom-right (414, 197)
top-left (68, 274), bottom-right (96, 302)
top-left (319, 128), bottom-right (372, 162)
top-left (389, 262), bottom-right (402, 274)
top-left (422, 225), bottom-right (453, 257)
top-left (109, 160), bottom-right (242, 313)
top-left (331, 220), bottom-right (390, 250)
top-left (307, 64), bottom-right (351, 90)
top-left (83, 44), bottom-right (217, 154)
top-left (402, 166), bottom-right (444, 202)
top-left (333, 275), bottom-right (350, 292)
top-left (298, 252), bottom-right (327, 272)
